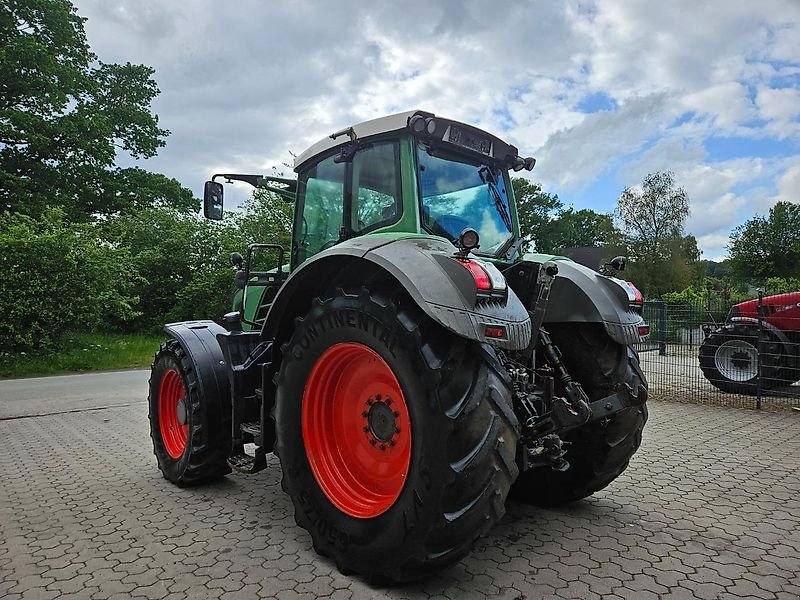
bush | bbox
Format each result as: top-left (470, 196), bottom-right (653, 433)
top-left (101, 207), bottom-right (247, 330)
top-left (0, 208), bottom-right (139, 352)
top-left (765, 277), bottom-right (800, 295)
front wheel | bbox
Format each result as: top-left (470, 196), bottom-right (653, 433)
top-left (274, 289), bottom-right (519, 582)
top-left (148, 340), bottom-right (231, 485)
top-left (699, 325), bottom-right (787, 395)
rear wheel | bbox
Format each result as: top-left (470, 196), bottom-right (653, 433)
top-left (148, 340), bottom-right (231, 485)
top-left (511, 324), bottom-right (648, 507)
top-left (274, 289), bottom-right (519, 582)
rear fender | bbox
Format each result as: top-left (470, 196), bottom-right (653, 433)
top-left (509, 256), bottom-right (646, 346)
top-left (261, 236), bottom-right (531, 350)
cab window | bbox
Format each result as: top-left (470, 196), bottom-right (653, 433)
top-left (351, 141), bottom-right (401, 233)
top-left (295, 155), bottom-right (344, 265)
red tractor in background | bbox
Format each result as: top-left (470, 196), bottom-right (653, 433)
top-left (700, 292), bottom-right (800, 395)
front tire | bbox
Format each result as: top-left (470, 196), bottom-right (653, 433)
top-left (699, 324), bottom-right (786, 395)
top-left (511, 324), bottom-right (648, 507)
top-left (148, 340), bottom-right (231, 485)
top-left (274, 289), bottom-right (519, 582)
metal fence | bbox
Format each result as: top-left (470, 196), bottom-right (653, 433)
top-left (636, 292), bottom-right (800, 410)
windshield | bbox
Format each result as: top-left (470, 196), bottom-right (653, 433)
top-left (417, 145), bottom-right (514, 254)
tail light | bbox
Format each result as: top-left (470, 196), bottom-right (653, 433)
top-left (455, 258), bottom-right (507, 300)
top-left (457, 259), bottom-right (491, 291)
top-left (627, 282), bottom-right (644, 304)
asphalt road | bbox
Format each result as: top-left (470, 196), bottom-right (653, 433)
top-left (0, 369), bottom-right (149, 420)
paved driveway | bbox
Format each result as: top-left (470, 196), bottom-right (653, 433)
top-left (1, 371), bottom-right (799, 599)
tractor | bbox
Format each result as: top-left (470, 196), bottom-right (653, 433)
top-left (700, 292), bottom-right (800, 395)
top-left (148, 110), bottom-right (650, 582)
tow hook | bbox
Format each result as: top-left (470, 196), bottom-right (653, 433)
top-left (525, 434), bottom-right (570, 472)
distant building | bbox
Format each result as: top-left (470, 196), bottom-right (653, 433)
top-left (561, 247), bottom-right (607, 271)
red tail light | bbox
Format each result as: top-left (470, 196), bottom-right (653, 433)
top-left (456, 259), bottom-right (491, 291)
top-left (638, 325), bottom-right (650, 336)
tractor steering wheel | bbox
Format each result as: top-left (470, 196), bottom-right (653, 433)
top-left (319, 239), bottom-right (338, 251)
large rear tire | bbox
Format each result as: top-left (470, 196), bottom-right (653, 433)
top-left (274, 289), bottom-right (519, 582)
top-left (148, 340), bottom-right (231, 485)
top-left (511, 324), bottom-right (648, 507)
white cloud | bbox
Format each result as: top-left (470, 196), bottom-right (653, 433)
top-left (757, 86), bottom-right (800, 123)
top-left (776, 158), bottom-right (800, 204)
top-left (534, 94), bottom-right (674, 188)
top-left (682, 83), bottom-right (757, 127)
top-left (69, 0), bottom-right (800, 260)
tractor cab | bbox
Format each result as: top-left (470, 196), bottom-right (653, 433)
top-left (204, 110), bottom-right (535, 267)
top-left (203, 111), bottom-right (536, 328)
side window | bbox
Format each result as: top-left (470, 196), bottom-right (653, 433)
top-left (295, 155), bottom-right (345, 265)
top-left (351, 141), bottom-right (400, 233)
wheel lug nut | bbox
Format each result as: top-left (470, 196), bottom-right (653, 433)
top-left (363, 427), bottom-right (369, 432)
top-left (386, 398), bottom-right (392, 406)
top-left (369, 439), bottom-right (376, 445)
top-left (389, 440), bottom-right (395, 447)
top-left (393, 411), bottom-right (399, 418)
top-left (380, 444), bottom-right (386, 451)
top-left (394, 426), bottom-right (401, 434)
top-left (361, 411), bottom-right (368, 418)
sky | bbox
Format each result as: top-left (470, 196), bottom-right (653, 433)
top-left (74, 0), bottom-right (800, 261)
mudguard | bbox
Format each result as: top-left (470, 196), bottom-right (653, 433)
top-left (261, 235), bottom-right (532, 350)
top-left (517, 254), bottom-right (646, 346)
top-left (163, 320), bottom-right (231, 441)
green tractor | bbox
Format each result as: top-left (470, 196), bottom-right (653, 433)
top-left (148, 111), bottom-right (649, 582)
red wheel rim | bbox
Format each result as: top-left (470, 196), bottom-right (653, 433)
top-left (302, 342), bottom-right (411, 518)
top-left (159, 368), bottom-right (188, 459)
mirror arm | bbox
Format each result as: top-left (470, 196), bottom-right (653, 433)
top-left (213, 173), bottom-right (262, 187)
top-left (260, 184), bottom-right (296, 202)
top-left (212, 173), bottom-right (297, 201)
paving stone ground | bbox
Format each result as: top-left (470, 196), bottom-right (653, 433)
top-left (1, 391), bottom-right (799, 599)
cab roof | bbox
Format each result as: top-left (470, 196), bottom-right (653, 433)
top-left (294, 110), bottom-right (420, 171)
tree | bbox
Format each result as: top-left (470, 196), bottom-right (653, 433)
top-left (616, 171), bottom-right (689, 260)
top-left (728, 201), bottom-right (800, 282)
top-left (0, 0), bottom-right (196, 219)
top-left (536, 207), bottom-right (619, 254)
top-left (511, 177), bottom-right (620, 254)
top-left (615, 171), bottom-right (697, 296)
top-left (511, 177), bottom-right (562, 251)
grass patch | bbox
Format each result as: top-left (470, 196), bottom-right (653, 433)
top-left (0, 331), bottom-right (166, 378)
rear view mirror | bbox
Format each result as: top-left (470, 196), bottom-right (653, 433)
top-left (203, 181), bottom-right (224, 220)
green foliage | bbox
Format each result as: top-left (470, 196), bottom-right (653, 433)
top-left (511, 178), bottom-right (562, 251)
top-left (100, 189), bottom-right (293, 330)
top-left (101, 207), bottom-right (244, 330)
top-left (615, 172), bottom-right (698, 297)
top-left (728, 201), bottom-right (800, 282)
top-left (537, 207), bottom-right (619, 253)
top-left (696, 259), bottom-right (731, 281)
top-left (235, 189), bottom-right (294, 250)
top-left (0, 0), bottom-right (195, 219)
top-left (765, 277), bottom-right (800, 295)
top-left (616, 171), bottom-right (690, 260)
top-left (511, 177), bottom-right (619, 254)
top-left (0, 208), bottom-right (139, 352)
